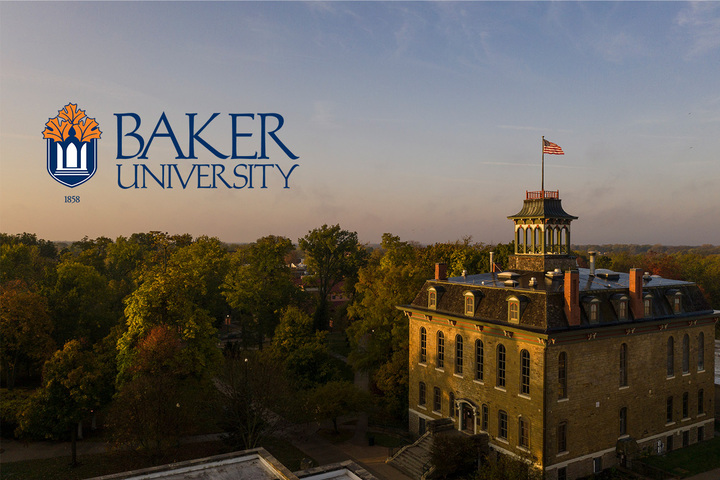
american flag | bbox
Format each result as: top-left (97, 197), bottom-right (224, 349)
top-left (543, 139), bottom-right (564, 155)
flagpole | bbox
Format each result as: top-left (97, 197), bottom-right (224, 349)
top-left (541, 136), bottom-right (545, 193)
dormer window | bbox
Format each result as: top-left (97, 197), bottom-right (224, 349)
top-left (582, 296), bottom-right (602, 324)
top-left (611, 294), bottom-right (629, 321)
top-left (508, 299), bottom-right (520, 323)
top-left (428, 288), bottom-right (437, 309)
top-left (643, 294), bottom-right (653, 317)
top-left (666, 290), bottom-right (683, 314)
top-left (464, 291), bottom-right (481, 316)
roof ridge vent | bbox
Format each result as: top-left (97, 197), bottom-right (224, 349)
top-left (546, 269), bottom-right (564, 279)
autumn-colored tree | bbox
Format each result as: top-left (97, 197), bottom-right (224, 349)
top-left (0, 280), bottom-right (55, 388)
top-left (110, 326), bottom-right (208, 456)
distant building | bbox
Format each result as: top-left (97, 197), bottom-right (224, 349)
top-left (399, 190), bottom-right (718, 480)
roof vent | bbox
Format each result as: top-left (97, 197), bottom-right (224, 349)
top-left (546, 269), bottom-right (564, 279)
top-left (595, 269), bottom-right (620, 281)
top-left (529, 277), bottom-right (538, 287)
top-left (498, 271), bottom-right (520, 280)
top-left (504, 280), bottom-right (519, 287)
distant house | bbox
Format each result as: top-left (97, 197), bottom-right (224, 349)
top-left (399, 189), bottom-right (718, 480)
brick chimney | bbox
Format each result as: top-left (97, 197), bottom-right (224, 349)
top-left (435, 263), bottom-right (447, 281)
top-left (629, 268), bottom-right (643, 319)
top-left (564, 270), bottom-right (580, 326)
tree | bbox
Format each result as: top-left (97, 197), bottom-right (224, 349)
top-left (47, 260), bottom-right (114, 346)
top-left (431, 434), bottom-right (483, 479)
top-left (116, 238), bottom-right (225, 383)
top-left (270, 306), bottom-right (339, 389)
top-left (299, 224), bottom-right (368, 330)
top-left (223, 235), bottom-right (299, 348)
top-left (109, 326), bottom-right (208, 456)
top-left (306, 381), bottom-right (369, 433)
top-left (0, 280), bottom-right (55, 388)
top-left (215, 349), bottom-right (299, 449)
top-left (346, 234), bottom-right (427, 417)
top-left (18, 340), bottom-right (103, 466)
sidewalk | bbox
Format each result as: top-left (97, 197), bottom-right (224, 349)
top-left (684, 467), bottom-right (720, 480)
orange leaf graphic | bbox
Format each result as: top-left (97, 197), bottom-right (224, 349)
top-left (76, 117), bottom-right (102, 142)
top-left (58, 103), bottom-right (86, 125)
top-left (42, 117), bottom-right (71, 142)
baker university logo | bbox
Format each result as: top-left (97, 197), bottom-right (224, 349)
top-left (43, 103), bottom-right (101, 187)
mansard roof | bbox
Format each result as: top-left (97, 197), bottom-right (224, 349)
top-left (508, 198), bottom-right (578, 221)
top-left (401, 268), bottom-right (713, 333)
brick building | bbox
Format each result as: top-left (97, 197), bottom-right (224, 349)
top-left (399, 190), bottom-right (718, 480)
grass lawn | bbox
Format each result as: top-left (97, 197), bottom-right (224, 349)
top-left (640, 435), bottom-right (720, 477)
top-left (0, 437), bottom-right (314, 480)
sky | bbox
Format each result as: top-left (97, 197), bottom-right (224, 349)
top-left (1, 1), bottom-right (719, 246)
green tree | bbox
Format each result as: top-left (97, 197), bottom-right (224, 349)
top-left (347, 234), bottom-right (427, 417)
top-left (18, 340), bottom-right (104, 466)
top-left (47, 260), bottom-right (114, 346)
top-left (270, 306), bottom-right (339, 389)
top-left (299, 224), bottom-right (368, 330)
top-left (0, 280), bottom-right (55, 388)
top-left (223, 235), bottom-right (299, 348)
top-left (116, 237), bottom-right (226, 383)
top-left (306, 381), bottom-right (370, 433)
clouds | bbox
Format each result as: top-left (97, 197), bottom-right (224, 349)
top-left (676, 2), bottom-right (720, 58)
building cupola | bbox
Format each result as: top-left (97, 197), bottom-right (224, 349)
top-left (506, 190), bottom-right (578, 272)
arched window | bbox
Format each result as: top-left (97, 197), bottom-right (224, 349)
top-left (428, 289), bottom-right (437, 309)
top-left (698, 332), bottom-right (705, 371)
top-left (497, 344), bottom-right (506, 387)
top-left (419, 327), bottom-right (427, 363)
top-left (464, 294), bottom-right (474, 316)
top-left (644, 295), bottom-right (653, 317)
top-left (508, 300), bottom-right (520, 323)
top-left (558, 352), bottom-right (567, 399)
top-left (619, 343), bottom-right (628, 387)
top-left (418, 382), bottom-right (426, 406)
top-left (475, 340), bottom-right (484, 381)
top-left (520, 350), bottom-right (530, 395)
top-left (455, 335), bottom-right (464, 375)
top-left (437, 331), bottom-right (445, 369)
top-left (667, 337), bottom-right (674, 377)
top-left (682, 334), bottom-right (690, 374)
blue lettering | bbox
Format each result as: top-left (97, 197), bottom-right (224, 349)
top-left (139, 112), bottom-right (186, 160)
top-left (276, 164), bottom-right (299, 188)
top-left (230, 114), bottom-right (257, 159)
top-left (233, 164), bottom-right (248, 188)
top-left (196, 164), bottom-right (212, 188)
top-left (259, 113), bottom-right (298, 160)
top-left (117, 164), bottom-right (139, 189)
top-left (187, 113), bottom-right (228, 159)
top-left (115, 114), bottom-right (144, 159)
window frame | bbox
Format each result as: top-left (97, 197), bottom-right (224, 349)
top-left (698, 332), bottom-right (705, 371)
top-left (519, 416), bottom-right (529, 448)
top-left (682, 391), bottom-right (689, 419)
top-left (619, 343), bottom-right (628, 387)
top-left (464, 293), bottom-right (475, 316)
top-left (419, 382), bottom-right (426, 406)
top-left (558, 352), bottom-right (567, 399)
top-left (455, 334), bottom-right (464, 375)
top-left (619, 407), bottom-right (627, 436)
top-left (667, 336), bottom-right (674, 377)
top-left (433, 386), bottom-right (441, 413)
top-left (481, 404), bottom-right (488, 431)
top-left (437, 331), bottom-right (445, 369)
top-left (428, 288), bottom-right (437, 309)
top-left (498, 410), bottom-right (508, 440)
top-left (475, 339), bottom-right (484, 381)
top-left (557, 422), bottom-right (567, 453)
top-left (682, 334), bottom-right (690, 374)
top-left (419, 327), bottom-right (427, 363)
top-left (508, 299), bottom-right (520, 323)
top-left (520, 349), bottom-right (530, 395)
top-left (497, 344), bottom-right (506, 388)
top-left (666, 396), bottom-right (673, 423)
top-left (698, 389), bottom-right (705, 415)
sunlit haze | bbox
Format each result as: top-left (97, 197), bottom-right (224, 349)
top-left (2, 2), bottom-right (719, 246)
